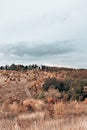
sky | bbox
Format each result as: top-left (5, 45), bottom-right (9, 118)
top-left (0, 0), bottom-right (87, 68)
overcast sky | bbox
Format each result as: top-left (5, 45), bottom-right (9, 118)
top-left (0, 0), bottom-right (87, 68)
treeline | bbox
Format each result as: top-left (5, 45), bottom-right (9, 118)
top-left (0, 64), bottom-right (40, 71)
top-left (0, 63), bottom-right (84, 72)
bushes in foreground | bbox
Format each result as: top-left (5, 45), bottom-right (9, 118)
top-left (42, 77), bottom-right (69, 92)
top-left (42, 78), bottom-right (86, 101)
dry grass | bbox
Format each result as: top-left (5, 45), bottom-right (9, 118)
top-left (0, 115), bottom-right (87, 130)
top-left (53, 102), bottom-right (66, 118)
top-left (17, 112), bottom-right (45, 121)
top-left (0, 101), bottom-right (87, 130)
top-left (53, 101), bottom-right (87, 118)
top-left (0, 70), bottom-right (87, 130)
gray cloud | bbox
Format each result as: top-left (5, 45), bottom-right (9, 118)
top-left (0, 0), bottom-right (87, 68)
top-left (0, 41), bottom-right (74, 58)
top-left (0, 40), bottom-right (87, 68)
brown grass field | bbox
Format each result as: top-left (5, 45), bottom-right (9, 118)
top-left (0, 70), bottom-right (87, 130)
top-left (0, 115), bottom-right (87, 130)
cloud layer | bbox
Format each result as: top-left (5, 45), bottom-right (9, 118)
top-left (0, 40), bottom-right (87, 68)
top-left (0, 41), bottom-right (74, 57)
top-left (0, 0), bottom-right (87, 68)
top-left (0, 41), bottom-right (75, 66)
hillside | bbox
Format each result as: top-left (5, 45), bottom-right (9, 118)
top-left (0, 67), bottom-right (87, 129)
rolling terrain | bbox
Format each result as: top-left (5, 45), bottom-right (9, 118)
top-left (0, 67), bottom-right (87, 129)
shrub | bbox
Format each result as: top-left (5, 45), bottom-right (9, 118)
top-left (69, 85), bottom-right (85, 101)
top-left (63, 93), bottom-right (71, 101)
top-left (63, 80), bottom-right (71, 91)
top-left (53, 102), bottom-right (66, 119)
top-left (42, 78), bottom-right (64, 92)
top-left (37, 92), bottom-right (45, 99)
top-left (43, 78), bottom-right (86, 101)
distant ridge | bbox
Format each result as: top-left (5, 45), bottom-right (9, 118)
top-left (0, 63), bottom-right (86, 72)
